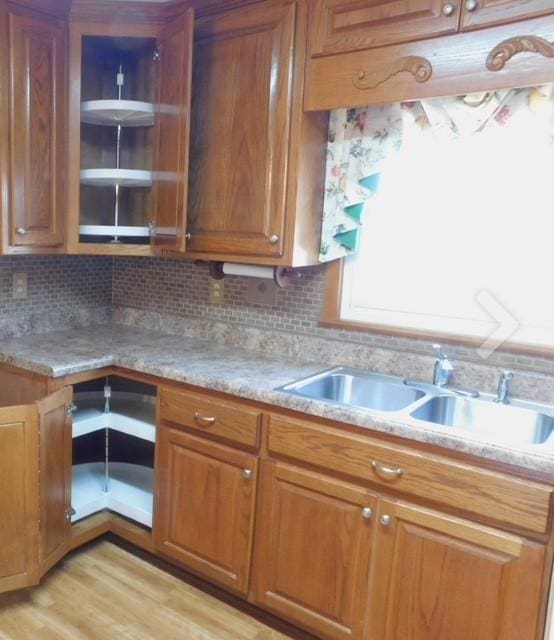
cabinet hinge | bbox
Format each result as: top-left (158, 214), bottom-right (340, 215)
top-left (153, 49), bottom-right (161, 62)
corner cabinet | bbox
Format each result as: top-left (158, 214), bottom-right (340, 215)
top-left (185, 0), bottom-right (328, 266)
top-left (0, 2), bottom-right (67, 253)
top-left (66, 10), bottom-right (194, 256)
top-left (0, 387), bottom-right (73, 593)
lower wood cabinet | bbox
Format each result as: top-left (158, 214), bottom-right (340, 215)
top-left (367, 500), bottom-right (547, 640)
top-left (0, 388), bottom-right (72, 594)
top-left (154, 425), bottom-right (258, 595)
top-left (252, 461), bottom-right (377, 640)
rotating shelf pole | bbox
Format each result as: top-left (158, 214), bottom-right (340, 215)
top-left (112, 65), bottom-right (124, 244)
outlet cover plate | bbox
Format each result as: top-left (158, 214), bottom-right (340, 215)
top-left (247, 278), bottom-right (277, 305)
top-left (209, 279), bottom-right (225, 304)
top-left (13, 272), bottom-right (27, 299)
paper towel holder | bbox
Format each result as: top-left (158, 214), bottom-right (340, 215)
top-left (206, 261), bottom-right (302, 289)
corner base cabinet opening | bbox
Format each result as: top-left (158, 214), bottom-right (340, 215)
top-left (71, 376), bottom-right (156, 528)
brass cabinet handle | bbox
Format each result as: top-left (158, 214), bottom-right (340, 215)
top-left (441, 2), bottom-right (456, 16)
top-left (371, 460), bottom-right (404, 480)
top-left (269, 234), bottom-right (280, 244)
top-left (464, 0), bottom-right (477, 10)
top-left (194, 412), bottom-right (216, 426)
top-left (185, 232), bottom-right (191, 240)
top-left (243, 469), bottom-right (253, 479)
top-left (361, 507), bottom-right (373, 520)
top-left (16, 227), bottom-right (28, 235)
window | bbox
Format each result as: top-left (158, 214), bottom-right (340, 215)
top-left (336, 90), bottom-right (554, 352)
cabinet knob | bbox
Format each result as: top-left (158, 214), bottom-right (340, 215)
top-left (16, 227), bottom-right (28, 236)
top-left (269, 234), bottom-right (280, 244)
top-left (361, 507), bottom-right (373, 520)
top-left (380, 514), bottom-right (393, 527)
top-left (66, 403), bottom-right (78, 416)
top-left (441, 2), bottom-right (456, 15)
top-left (464, 0), bottom-right (477, 10)
top-left (242, 469), bottom-right (253, 479)
top-left (185, 232), bottom-right (191, 240)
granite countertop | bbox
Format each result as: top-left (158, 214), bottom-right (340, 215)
top-left (0, 324), bottom-right (553, 475)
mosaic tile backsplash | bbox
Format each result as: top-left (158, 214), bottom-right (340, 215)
top-left (112, 256), bottom-right (554, 401)
top-left (0, 255), bottom-right (112, 337)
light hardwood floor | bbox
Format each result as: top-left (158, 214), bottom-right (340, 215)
top-left (0, 541), bottom-right (293, 639)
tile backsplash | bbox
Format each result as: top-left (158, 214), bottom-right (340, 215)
top-left (112, 256), bottom-right (554, 400)
top-left (0, 255), bottom-right (112, 337)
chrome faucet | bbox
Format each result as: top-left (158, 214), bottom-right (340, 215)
top-left (495, 371), bottom-right (514, 404)
top-left (431, 344), bottom-right (480, 398)
top-left (432, 344), bottom-right (454, 387)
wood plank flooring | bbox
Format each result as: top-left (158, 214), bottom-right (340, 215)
top-left (0, 541), bottom-right (293, 640)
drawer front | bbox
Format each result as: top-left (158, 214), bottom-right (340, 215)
top-left (309, 0), bottom-right (461, 57)
top-left (268, 414), bottom-right (552, 534)
top-left (160, 387), bottom-right (261, 449)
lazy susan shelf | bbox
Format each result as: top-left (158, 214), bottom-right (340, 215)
top-left (80, 168), bottom-right (153, 188)
top-left (81, 100), bottom-right (155, 127)
top-left (79, 225), bottom-right (151, 238)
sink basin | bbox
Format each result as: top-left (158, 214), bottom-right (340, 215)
top-left (278, 368), bottom-right (425, 412)
top-left (411, 395), bottom-right (554, 445)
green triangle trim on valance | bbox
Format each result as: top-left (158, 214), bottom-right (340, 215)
top-left (334, 227), bottom-right (361, 252)
top-left (359, 173), bottom-right (381, 192)
top-left (344, 203), bottom-right (364, 223)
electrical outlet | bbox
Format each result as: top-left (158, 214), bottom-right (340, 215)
top-left (247, 278), bottom-right (277, 305)
top-left (13, 272), bottom-right (27, 300)
top-left (209, 279), bottom-right (225, 304)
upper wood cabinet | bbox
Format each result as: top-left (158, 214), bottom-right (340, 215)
top-left (460, 0), bottom-right (554, 30)
top-left (4, 5), bottom-right (66, 251)
top-left (310, 0), bottom-right (461, 55)
top-left (66, 10), bottom-right (193, 256)
top-left (252, 461), bottom-right (377, 640)
top-left (154, 425), bottom-right (258, 595)
top-left (367, 500), bottom-right (547, 640)
top-left (185, 0), bottom-right (328, 266)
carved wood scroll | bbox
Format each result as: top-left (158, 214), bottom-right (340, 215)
top-left (352, 56), bottom-right (433, 90)
top-left (487, 36), bottom-right (554, 71)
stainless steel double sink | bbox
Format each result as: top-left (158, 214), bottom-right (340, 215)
top-left (276, 367), bottom-right (554, 447)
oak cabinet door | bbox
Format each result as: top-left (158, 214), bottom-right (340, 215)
top-left (309, 0), bottom-right (461, 56)
top-left (0, 405), bottom-right (40, 593)
top-left (186, 1), bottom-right (294, 258)
top-left (252, 462), bottom-right (377, 640)
top-left (37, 388), bottom-right (73, 577)
top-left (8, 11), bottom-right (65, 248)
top-left (367, 500), bottom-right (547, 640)
top-left (151, 9), bottom-right (194, 252)
top-left (461, 0), bottom-right (554, 30)
top-left (154, 427), bottom-right (258, 595)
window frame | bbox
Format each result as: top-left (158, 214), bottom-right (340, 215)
top-left (320, 259), bottom-right (552, 358)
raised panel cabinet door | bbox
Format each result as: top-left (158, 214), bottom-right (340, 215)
top-left (367, 500), bottom-right (548, 640)
top-left (461, 0), bottom-right (554, 30)
top-left (154, 427), bottom-right (258, 595)
top-left (252, 461), bottom-right (377, 640)
top-left (186, 1), bottom-right (295, 258)
top-left (36, 387), bottom-right (73, 577)
top-left (309, 0), bottom-right (461, 56)
top-left (0, 405), bottom-right (40, 594)
top-left (8, 11), bottom-right (65, 247)
top-left (151, 9), bottom-right (194, 252)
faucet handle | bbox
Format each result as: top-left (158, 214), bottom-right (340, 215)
top-left (501, 370), bottom-right (514, 380)
top-left (433, 343), bottom-right (448, 359)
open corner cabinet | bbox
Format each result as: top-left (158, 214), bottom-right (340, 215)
top-left (66, 11), bottom-right (193, 256)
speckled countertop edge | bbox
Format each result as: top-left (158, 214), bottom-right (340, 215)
top-left (0, 324), bottom-right (552, 475)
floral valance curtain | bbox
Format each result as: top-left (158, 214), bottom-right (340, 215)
top-left (319, 84), bottom-right (554, 263)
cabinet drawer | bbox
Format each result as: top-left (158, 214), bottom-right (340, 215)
top-left (309, 0), bottom-right (460, 56)
top-left (160, 387), bottom-right (261, 449)
top-left (268, 414), bottom-right (553, 534)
